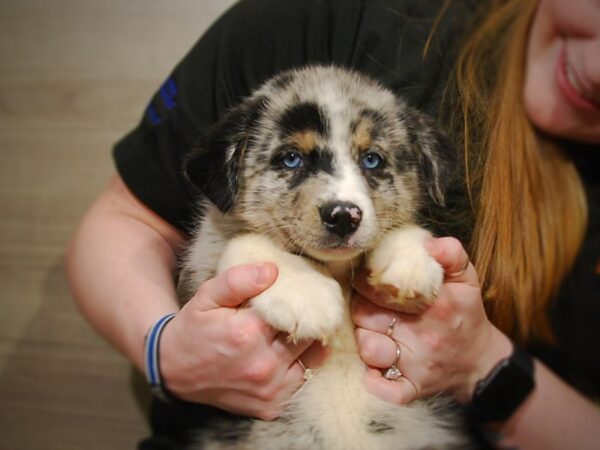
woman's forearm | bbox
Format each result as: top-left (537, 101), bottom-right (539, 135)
top-left (65, 176), bottom-right (185, 371)
top-left (499, 359), bottom-right (600, 450)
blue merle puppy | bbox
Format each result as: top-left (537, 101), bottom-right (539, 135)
top-left (178, 65), bottom-right (471, 450)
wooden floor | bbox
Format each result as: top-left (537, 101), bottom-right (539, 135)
top-left (0, 1), bottom-right (234, 448)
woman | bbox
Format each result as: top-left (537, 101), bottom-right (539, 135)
top-left (66, 0), bottom-right (600, 448)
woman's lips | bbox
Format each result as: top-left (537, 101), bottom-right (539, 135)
top-left (556, 44), bottom-right (600, 112)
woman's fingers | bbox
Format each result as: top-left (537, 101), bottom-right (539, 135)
top-left (354, 326), bottom-right (422, 397)
top-left (297, 340), bottom-right (331, 369)
top-left (271, 334), bottom-right (330, 369)
top-left (190, 262), bottom-right (279, 310)
top-left (426, 237), bottom-right (478, 285)
top-left (351, 293), bottom-right (420, 337)
top-left (355, 327), bottom-right (402, 369)
top-left (352, 269), bottom-right (401, 309)
top-left (364, 368), bottom-right (418, 406)
top-left (353, 237), bottom-right (478, 312)
top-left (351, 236), bottom-right (493, 404)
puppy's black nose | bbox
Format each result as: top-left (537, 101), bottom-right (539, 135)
top-left (319, 201), bottom-right (362, 238)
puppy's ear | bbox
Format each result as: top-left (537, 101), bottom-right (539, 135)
top-left (401, 107), bottom-right (457, 206)
top-left (185, 97), bottom-right (264, 212)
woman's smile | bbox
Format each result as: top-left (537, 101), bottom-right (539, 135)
top-left (557, 42), bottom-right (600, 112)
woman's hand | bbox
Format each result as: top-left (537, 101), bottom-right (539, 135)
top-left (159, 262), bottom-right (329, 420)
top-left (351, 237), bottom-right (512, 404)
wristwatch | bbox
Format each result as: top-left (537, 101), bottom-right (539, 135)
top-left (469, 345), bottom-right (535, 422)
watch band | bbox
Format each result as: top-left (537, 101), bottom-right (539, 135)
top-left (469, 344), bottom-right (535, 423)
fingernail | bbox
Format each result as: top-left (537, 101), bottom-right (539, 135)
top-left (253, 264), bottom-right (273, 285)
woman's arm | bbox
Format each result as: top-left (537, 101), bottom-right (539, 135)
top-left (65, 175), bottom-right (327, 419)
top-left (66, 175), bottom-right (185, 371)
top-left (351, 237), bottom-right (600, 449)
top-left (500, 360), bottom-right (600, 450)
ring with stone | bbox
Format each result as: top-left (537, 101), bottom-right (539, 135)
top-left (383, 342), bottom-right (402, 381)
top-left (297, 358), bottom-right (313, 381)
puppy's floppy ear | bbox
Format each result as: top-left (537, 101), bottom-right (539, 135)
top-left (184, 97), bottom-right (265, 212)
top-left (401, 107), bottom-right (457, 206)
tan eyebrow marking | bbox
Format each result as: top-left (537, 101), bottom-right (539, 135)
top-left (288, 130), bottom-right (318, 153)
top-left (353, 117), bottom-right (374, 151)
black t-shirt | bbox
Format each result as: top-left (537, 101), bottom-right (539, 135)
top-left (113, 0), bottom-right (600, 446)
top-left (534, 142), bottom-right (600, 400)
top-left (114, 0), bottom-right (474, 234)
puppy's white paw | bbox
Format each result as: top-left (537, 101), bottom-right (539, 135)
top-left (366, 226), bottom-right (443, 313)
top-left (251, 264), bottom-right (345, 343)
top-left (216, 233), bottom-right (345, 342)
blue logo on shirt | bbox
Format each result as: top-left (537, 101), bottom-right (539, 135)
top-left (146, 77), bottom-right (178, 125)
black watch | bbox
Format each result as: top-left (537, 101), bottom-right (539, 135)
top-left (468, 345), bottom-right (535, 423)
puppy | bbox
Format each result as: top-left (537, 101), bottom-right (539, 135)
top-left (179, 66), bottom-right (471, 449)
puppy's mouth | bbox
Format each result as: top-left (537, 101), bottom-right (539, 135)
top-left (302, 240), bottom-right (367, 262)
top-left (281, 229), bottom-right (367, 262)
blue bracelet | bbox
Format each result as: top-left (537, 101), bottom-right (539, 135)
top-left (144, 312), bottom-right (177, 401)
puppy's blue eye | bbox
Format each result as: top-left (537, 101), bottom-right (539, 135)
top-left (362, 151), bottom-right (383, 170)
top-left (282, 152), bottom-right (304, 169)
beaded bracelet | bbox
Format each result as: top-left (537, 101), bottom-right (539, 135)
top-left (144, 312), bottom-right (177, 401)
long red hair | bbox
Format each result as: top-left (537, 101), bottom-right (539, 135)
top-left (438, 0), bottom-right (588, 342)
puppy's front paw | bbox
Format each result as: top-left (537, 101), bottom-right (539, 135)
top-left (366, 227), bottom-right (443, 313)
top-left (251, 264), bottom-right (345, 343)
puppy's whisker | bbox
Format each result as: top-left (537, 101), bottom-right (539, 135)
top-left (245, 221), bottom-right (292, 234)
top-left (247, 223), bottom-right (318, 257)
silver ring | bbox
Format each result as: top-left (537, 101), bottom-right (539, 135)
top-left (297, 358), bottom-right (313, 381)
top-left (448, 259), bottom-right (469, 278)
top-left (383, 342), bottom-right (402, 381)
top-left (386, 315), bottom-right (398, 337)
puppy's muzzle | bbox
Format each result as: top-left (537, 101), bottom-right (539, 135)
top-left (319, 201), bottom-right (362, 238)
